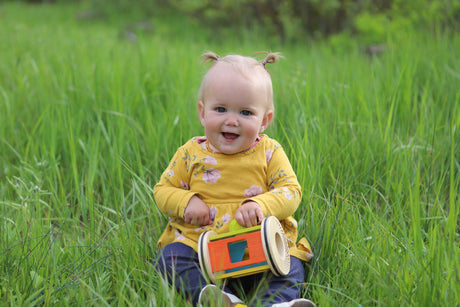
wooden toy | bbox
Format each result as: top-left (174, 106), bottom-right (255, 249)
top-left (198, 216), bottom-right (290, 283)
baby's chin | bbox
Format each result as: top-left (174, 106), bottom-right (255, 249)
top-left (216, 143), bottom-right (252, 155)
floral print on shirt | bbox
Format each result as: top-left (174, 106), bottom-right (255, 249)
top-left (244, 185), bottom-right (263, 198)
top-left (203, 168), bottom-right (221, 183)
top-left (203, 155), bottom-right (217, 165)
top-left (265, 149), bottom-right (273, 163)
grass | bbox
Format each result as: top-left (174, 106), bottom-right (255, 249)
top-left (1, 2), bottom-right (459, 306)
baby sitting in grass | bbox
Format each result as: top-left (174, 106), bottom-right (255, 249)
top-left (154, 51), bottom-right (314, 307)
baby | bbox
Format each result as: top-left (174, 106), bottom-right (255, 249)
top-left (154, 52), bottom-right (314, 307)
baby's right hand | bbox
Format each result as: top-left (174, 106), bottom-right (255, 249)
top-left (183, 195), bottom-right (212, 226)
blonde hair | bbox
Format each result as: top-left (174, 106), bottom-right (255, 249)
top-left (198, 51), bottom-right (281, 111)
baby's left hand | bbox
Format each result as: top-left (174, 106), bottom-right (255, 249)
top-left (235, 201), bottom-right (264, 228)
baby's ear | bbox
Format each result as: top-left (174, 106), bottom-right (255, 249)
top-left (198, 101), bottom-right (206, 126)
top-left (260, 110), bottom-right (274, 132)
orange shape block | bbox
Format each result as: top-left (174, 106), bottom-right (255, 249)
top-left (208, 230), bottom-right (267, 272)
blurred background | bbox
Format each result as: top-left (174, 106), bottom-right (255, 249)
top-left (16, 0), bottom-right (460, 48)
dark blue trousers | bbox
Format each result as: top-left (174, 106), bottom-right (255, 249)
top-left (155, 242), bottom-right (305, 306)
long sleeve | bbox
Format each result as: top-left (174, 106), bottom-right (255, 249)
top-left (153, 146), bottom-right (197, 220)
top-left (248, 143), bottom-right (302, 220)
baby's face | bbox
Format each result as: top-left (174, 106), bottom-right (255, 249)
top-left (198, 64), bottom-right (273, 154)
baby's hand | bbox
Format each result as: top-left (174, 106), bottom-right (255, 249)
top-left (235, 201), bottom-right (264, 228)
top-left (184, 195), bottom-right (212, 226)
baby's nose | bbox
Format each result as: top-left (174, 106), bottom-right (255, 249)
top-left (224, 114), bottom-right (238, 126)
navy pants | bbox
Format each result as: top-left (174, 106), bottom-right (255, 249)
top-left (155, 242), bottom-right (305, 306)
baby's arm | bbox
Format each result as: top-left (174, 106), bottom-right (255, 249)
top-left (154, 147), bottom-right (199, 221)
top-left (154, 182), bottom-right (194, 217)
top-left (154, 145), bottom-right (213, 226)
top-left (246, 144), bottom-right (302, 220)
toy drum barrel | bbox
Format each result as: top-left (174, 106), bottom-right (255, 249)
top-left (198, 216), bottom-right (290, 283)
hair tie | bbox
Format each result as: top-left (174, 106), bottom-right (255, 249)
top-left (261, 60), bottom-right (267, 67)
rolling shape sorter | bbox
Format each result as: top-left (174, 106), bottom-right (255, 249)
top-left (198, 216), bottom-right (291, 284)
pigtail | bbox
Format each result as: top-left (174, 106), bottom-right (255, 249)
top-left (202, 51), bottom-right (221, 64)
top-left (261, 52), bottom-right (282, 68)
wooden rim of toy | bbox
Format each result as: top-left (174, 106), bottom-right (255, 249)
top-left (261, 216), bottom-right (290, 276)
top-left (198, 230), bottom-right (217, 284)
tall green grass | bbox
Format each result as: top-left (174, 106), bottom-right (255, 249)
top-left (1, 2), bottom-right (459, 306)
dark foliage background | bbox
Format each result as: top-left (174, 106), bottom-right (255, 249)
top-left (19, 0), bottom-right (460, 43)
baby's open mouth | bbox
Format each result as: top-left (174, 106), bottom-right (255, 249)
top-left (222, 132), bottom-right (239, 141)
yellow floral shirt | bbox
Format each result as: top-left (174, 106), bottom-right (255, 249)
top-left (154, 135), bottom-right (313, 261)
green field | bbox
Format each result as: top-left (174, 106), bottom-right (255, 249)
top-left (1, 2), bottom-right (459, 306)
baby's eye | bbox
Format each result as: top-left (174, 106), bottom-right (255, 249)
top-left (240, 110), bottom-right (252, 116)
top-left (216, 107), bottom-right (226, 113)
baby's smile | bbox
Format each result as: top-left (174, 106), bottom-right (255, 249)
top-left (222, 132), bottom-right (239, 141)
